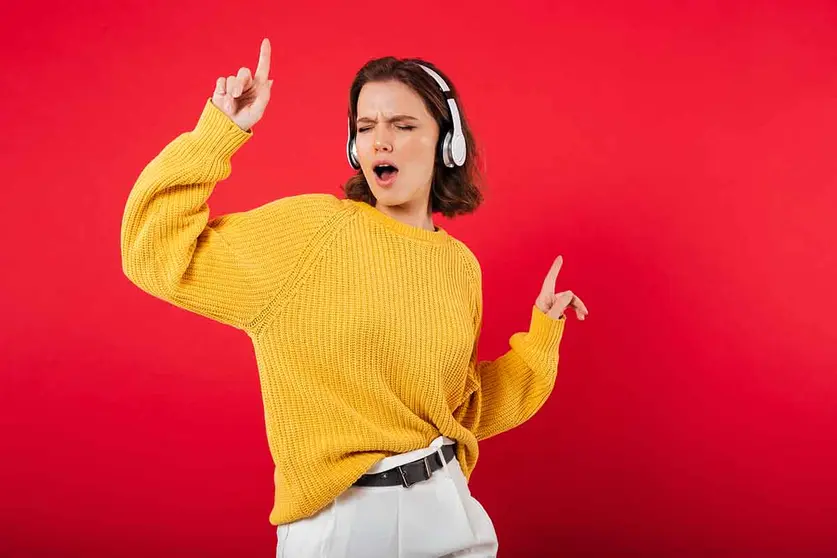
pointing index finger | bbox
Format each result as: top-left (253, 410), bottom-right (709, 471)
top-left (540, 255), bottom-right (563, 296)
top-left (255, 38), bottom-right (271, 82)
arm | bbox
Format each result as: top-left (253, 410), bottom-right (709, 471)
top-left (120, 99), bottom-right (335, 331)
top-left (454, 302), bottom-right (566, 442)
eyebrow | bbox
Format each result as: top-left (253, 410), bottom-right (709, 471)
top-left (356, 114), bottom-right (419, 124)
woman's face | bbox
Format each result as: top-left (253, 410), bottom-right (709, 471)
top-left (354, 80), bottom-right (440, 210)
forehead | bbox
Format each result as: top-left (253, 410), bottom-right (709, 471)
top-left (356, 80), bottom-right (432, 119)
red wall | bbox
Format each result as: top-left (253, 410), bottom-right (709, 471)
top-left (2, 1), bottom-right (836, 556)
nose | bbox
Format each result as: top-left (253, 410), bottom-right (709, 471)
top-left (373, 128), bottom-right (393, 153)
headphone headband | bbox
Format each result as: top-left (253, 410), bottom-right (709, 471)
top-left (416, 64), bottom-right (450, 92)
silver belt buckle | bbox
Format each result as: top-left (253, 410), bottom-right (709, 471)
top-left (398, 456), bottom-right (433, 488)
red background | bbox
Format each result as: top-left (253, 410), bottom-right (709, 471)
top-left (2, 0), bottom-right (836, 556)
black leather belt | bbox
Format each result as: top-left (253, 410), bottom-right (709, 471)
top-left (354, 444), bottom-right (457, 488)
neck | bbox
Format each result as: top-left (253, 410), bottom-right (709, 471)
top-left (375, 200), bottom-right (436, 232)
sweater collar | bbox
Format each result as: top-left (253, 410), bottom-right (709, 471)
top-left (350, 200), bottom-right (450, 245)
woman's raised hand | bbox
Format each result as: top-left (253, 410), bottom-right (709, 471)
top-left (211, 38), bottom-right (273, 131)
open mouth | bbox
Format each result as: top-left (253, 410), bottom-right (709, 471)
top-left (373, 164), bottom-right (399, 183)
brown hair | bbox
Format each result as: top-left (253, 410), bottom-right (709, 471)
top-left (342, 56), bottom-right (484, 218)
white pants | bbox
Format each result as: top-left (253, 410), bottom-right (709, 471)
top-left (276, 436), bottom-right (499, 557)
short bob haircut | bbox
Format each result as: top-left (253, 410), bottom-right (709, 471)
top-left (342, 56), bottom-right (484, 218)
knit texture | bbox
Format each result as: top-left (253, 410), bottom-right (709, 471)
top-left (120, 98), bottom-right (567, 526)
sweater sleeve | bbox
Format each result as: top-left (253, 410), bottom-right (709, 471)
top-left (120, 98), bottom-right (341, 331)
top-left (453, 262), bottom-right (566, 442)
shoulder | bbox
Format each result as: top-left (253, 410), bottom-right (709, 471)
top-left (447, 236), bottom-right (483, 326)
top-left (258, 192), bottom-right (347, 217)
top-left (210, 193), bottom-right (350, 238)
top-left (447, 236), bottom-right (482, 288)
top-left (227, 192), bottom-right (347, 227)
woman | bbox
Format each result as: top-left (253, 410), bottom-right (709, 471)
top-left (120, 38), bottom-right (588, 557)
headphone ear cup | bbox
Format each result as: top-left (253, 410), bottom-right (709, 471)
top-left (347, 137), bottom-right (360, 169)
top-left (351, 140), bottom-right (360, 169)
top-left (347, 118), bottom-right (361, 170)
top-left (440, 131), bottom-right (466, 168)
top-left (450, 133), bottom-right (466, 167)
top-left (441, 132), bottom-right (454, 168)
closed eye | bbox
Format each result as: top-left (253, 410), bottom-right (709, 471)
top-left (357, 125), bottom-right (416, 133)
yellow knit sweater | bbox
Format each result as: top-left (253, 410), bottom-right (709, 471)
top-left (120, 98), bottom-right (567, 526)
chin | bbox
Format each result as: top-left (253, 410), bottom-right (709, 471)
top-left (370, 185), bottom-right (414, 207)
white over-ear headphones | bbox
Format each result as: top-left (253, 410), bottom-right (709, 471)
top-left (346, 63), bottom-right (467, 170)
